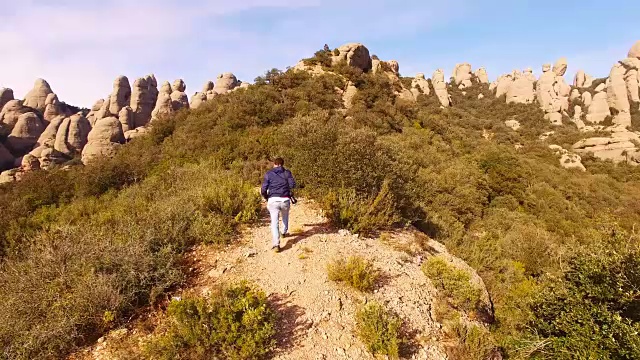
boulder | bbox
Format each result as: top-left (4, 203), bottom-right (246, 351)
top-left (331, 43), bottom-right (372, 72)
top-left (570, 89), bottom-right (580, 101)
top-left (95, 97), bottom-right (112, 120)
top-left (202, 81), bottom-right (215, 93)
top-left (584, 74), bottom-right (594, 88)
top-left (573, 130), bottom-right (640, 163)
top-left (82, 116), bottom-right (125, 164)
top-left (628, 40), bottom-right (640, 59)
top-left (21, 153), bottom-right (40, 172)
top-left (159, 81), bottom-right (172, 95)
top-left (42, 93), bottom-right (62, 123)
top-left (38, 147), bottom-right (66, 170)
top-left (410, 73), bottom-right (431, 97)
top-left (0, 100), bottom-right (29, 129)
top-left (495, 74), bottom-right (512, 98)
top-left (432, 69), bottom-right (451, 107)
top-left (23, 79), bottom-right (53, 112)
top-left (586, 91), bottom-right (611, 123)
top-left (387, 60), bottom-right (400, 76)
top-left (505, 119), bottom-right (521, 130)
top-left (573, 70), bottom-right (586, 87)
top-left (172, 79), bottom-right (186, 93)
top-left (118, 106), bottom-right (134, 133)
top-left (214, 73), bottom-right (239, 94)
top-left (170, 91), bottom-right (189, 111)
top-left (130, 76), bottom-right (158, 128)
top-left (343, 82), bottom-right (358, 109)
top-left (506, 72), bottom-right (535, 104)
top-left (108, 76), bottom-right (131, 116)
top-left (581, 91), bottom-right (592, 108)
top-left (124, 127), bottom-right (150, 141)
top-left (0, 88), bottom-right (14, 111)
top-left (523, 68), bottom-right (536, 82)
top-left (151, 93), bottom-right (174, 121)
top-left (607, 63), bottom-right (631, 127)
top-left (553, 58), bottom-right (568, 77)
top-left (474, 67), bottom-right (489, 84)
top-left (190, 92), bottom-right (207, 109)
top-left (5, 112), bottom-right (45, 155)
top-left (87, 99), bottom-right (105, 127)
top-left (453, 63), bottom-right (473, 89)
top-left (549, 145), bottom-right (586, 171)
top-left (36, 115), bottom-right (65, 148)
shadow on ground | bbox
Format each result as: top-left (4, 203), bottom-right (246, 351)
top-left (268, 293), bottom-right (313, 355)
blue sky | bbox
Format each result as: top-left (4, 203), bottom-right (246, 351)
top-left (0, 0), bottom-right (638, 106)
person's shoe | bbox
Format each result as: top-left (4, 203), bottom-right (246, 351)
top-left (281, 232), bottom-right (289, 238)
top-left (271, 245), bottom-right (280, 253)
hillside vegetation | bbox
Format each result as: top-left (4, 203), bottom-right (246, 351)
top-left (1, 57), bottom-right (640, 359)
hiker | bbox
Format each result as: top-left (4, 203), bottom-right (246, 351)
top-left (261, 157), bottom-right (296, 253)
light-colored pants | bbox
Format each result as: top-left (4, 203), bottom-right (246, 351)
top-left (267, 200), bottom-right (290, 247)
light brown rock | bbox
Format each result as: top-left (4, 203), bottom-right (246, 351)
top-left (331, 43), bottom-right (372, 72)
top-left (0, 100), bottom-right (29, 129)
top-left (387, 60), bottom-right (399, 76)
top-left (36, 115), bottom-right (65, 148)
top-left (159, 81), bottom-right (172, 95)
top-left (343, 82), bottom-right (358, 109)
top-left (432, 69), bottom-right (451, 107)
top-left (172, 79), bottom-right (186, 93)
top-left (607, 63), bottom-right (631, 127)
top-left (628, 40), bottom-right (640, 59)
top-left (95, 97), bottom-right (112, 121)
top-left (474, 67), bottom-right (489, 84)
top-left (586, 92), bottom-right (611, 123)
top-left (507, 72), bottom-right (535, 104)
top-left (410, 73), bottom-right (431, 97)
top-left (21, 153), bottom-right (40, 171)
top-left (495, 74), bottom-right (512, 98)
top-left (0, 88), bottom-right (14, 111)
top-left (581, 91), bottom-right (592, 108)
top-left (118, 106), bottom-right (134, 133)
top-left (190, 92), bottom-right (207, 109)
top-left (170, 91), bottom-right (189, 111)
top-left (87, 99), bottom-right (105, 127)
top-left (453, 63), bottom-right (473, 89)
top-left (82, 116), bottom-right (125, 164)
top-left (505, 119), bottom-right (520, 130)
top-left (202, 81), bottom-right (215, 93)
top-left (214, 73), bottom-right (239, 94)
top-left (151, 93), bottom-right (174, 121)
top-left (573, 70), bottom-right (586, 87)
top-left (38, 147), bottom-right (66, 170)
top-left (23, 79), bottom-right (53, 112)
top-left (625, 68), bottom-right (640, 103)
top-left (108, 76), bottom-right (131, 116)
top-left (65, 114), bottom-right (91, 154)
top-left (6, 112), bottom-right (45, 155)
top-left (570, 89), bottom-right (580, 101)
top-left (553, 58), bottom-right (568, 76)
top-left (53, 117), bottom-right (72, 155)
top-left (130, 77), bottom-right (157, 128)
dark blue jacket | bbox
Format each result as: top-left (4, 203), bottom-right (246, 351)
top-left (261, 167), bottom-right (296, 199)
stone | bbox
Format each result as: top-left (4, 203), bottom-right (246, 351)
top-left (160, 81), bottom-right (172, 95)
top-left (151, 93), bottom-right (174, 121)
top-left (87, 99), bottom-right (105, 127)
top-left (0, 142), bottom-right (14, 171)
top-left (478, 93), bottom-right (484, 99)
top-left (607, 63), bottom-right (631, 127)
top-left (453, 63), bottom-right (473, 89)
top-left (0, 88), bottom-right (14, 111)
top-left (584, 74), bottom-right (594, 88)
top-left (505, 119), bottom-right (521, 130)
top-left (118, 106), bottom-right (134, 133)
top-left (170, 91), bottom-right (189, 111)
top-left (124, 127), bottom-right (150, 141)
top-left (561, 152), bottom-right (586, 171)
top-left (130, 77), bottom-right (158, 128)
top-left (628, 40), bottom-right (640, 59)
top-left (6, 112), bottom-right (45, 155)
top-left (23, 79), bottom-right (53, 112)
top-left (573, 70), bottom-right (586, 87)
top-left (36, 115), bottom-right (65, 148)
top-left (586, 92), bottom-right (611, 123)
top-left (0, 100), bottom-right (29, 129)
top-left (66, 114), bottom-right (91, 155)
top-left (171, 79), bottom-right (186, 93)
top-left (573, 130), bottom-right (640, 163)
top-left (202, 81), bottom-right (215, 93)
top-left (570, 89), bottom-right (580, 101)
top-left (53, 117), bottom-right (72, 155)
top-left (582, 91), bottom-right (592, 108)
top-left (387, 60), bottom-right (400, 76)
top-left (108, 76), bottom-right (131, 116)
top-left (432, 69), bottom-right (451, 107)
top-left (495, 74), bottom-right (512, 98)
top-left (331, 43), bottom-right (372, 72)
top-left (523, 68), bottom-right (536, 82)
top-left (21, 153), bottom-right (40, 171)
top-left (190, 92), bottom-right (207, 109)
top-left (475, 67), bottom-right (489, 84)
top-left (0, 169), bottom-right (19, 184)
top-left (553, 58), bottom-right (568, 76)
top-left (95, 97), bottom-right (112, 121)
top-left (343, 82), bottom-right (358, 109)
top-left (545, 112), bottom-right (563, 126)
top-left (410, 73), bottom-right (430, 97)
top-left (625, 68), bottom-right (640, 103)
top-left (572, 105), bottom-right (586, 130)
top-left (37, 147), bottom-right (66, 170)
top-left (506, 72), bottom-right (535, 104)
top-left (214, 73), bottom-right (239, 94)
top-left (82, 117), bottom-right (125, 164)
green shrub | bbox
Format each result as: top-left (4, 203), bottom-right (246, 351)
top-left (327, 256), bottom-right (380, 292)
top-left (146, 282), bottom-right (276, 360)
top-left (529, 240), bottom-right (640, 359)
top-left (422, 257), bottom-right (482, 312)
top-left (355, 301), bottom-right (404, 358)
top-left (444, 321), bottom-right (497, 360)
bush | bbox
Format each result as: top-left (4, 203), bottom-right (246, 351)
top-left (529, 240), bottom-right (640, 359)
top-left (444, 321), bottom-right (497, 360)
top-left (327, 256), bottom-right (380, 292)
top-left (355, 301), bottom-right (404, 359)
top-left (146, 282), bottom-right (276, 360)
top-left (422, 257), bottom-right (482, 313)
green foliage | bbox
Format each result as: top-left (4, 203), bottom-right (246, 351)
top-left (355, 301), bottom-right (404, 358)
top-left (529, 238), bottom-right (640, 359)
top-left (327, 256), bottom-right (380, 292)
top-left (146, 282), bottom-right (276, 360)
top-left (302, 48), bottom-right (333, 68)
top-left (422, 257), bottom-right (482, 313)
top-left (444, 321), bottom-right (497, 360)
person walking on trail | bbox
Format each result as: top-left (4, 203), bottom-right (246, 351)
top-left (261, 157), bottom-right (296, 253)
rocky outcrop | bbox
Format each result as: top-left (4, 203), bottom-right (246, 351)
top-left (190, 92), bottom-right (207, 109)
top-left (81, 117), bottom-right (125, 164)
top-left (475, 68), bottom-right (489, 84)
top-left (0, 143), bottom-right (14, 171)
top-left (586, 91), bottom-right (611, 123)
top-left (506, 70), bottom-right (535, 104)
top-left (87, 99), bottom-right (104, 127)
top-left (5, 112), bottom-right (45, 155)
top-left (628, 40), bottom-right (640, 59)
top-left (572, 129), bottom-right (640, 163)
top-left (453, 63), bottom-right (473, 89)
top-left (549, 144), bottom-right (586, 171)
top-left (130, 75), bottom-right (158, 128)
top-left (170, 79), bottom-right (189, 111)
top-left (342, 82), bottom-right (358, 109)
top-left (573, 70), bottom-right (593, 88)
top-left (151, 93), bottom-right (174, 122)
top-left (108, 76), bottom-right (132, 116)
top-left (213, 73), bottom-right (239, 94)
top-left (0, 88), bottom-right (14, 111)
top-left (505, 119), bottom-right (521, 130)
top-left (607, 63), bottom-right (632, 127)
top-left (332, 43), bottom-right (372, 72)
top-left (410, 73), bottom-right (431, 98)
top-left (54, 114), bottom-right (91, 156)
top-left (432, 69), bottom-right (451, 107)
top-left (23, 79), bottom-right (53, 112)
top-left (536, 60), bottom-right (569, 125)
top-left (0, 100), bottom-right (30, 130)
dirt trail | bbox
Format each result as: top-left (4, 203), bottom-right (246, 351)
top-left (193, 199), bottom-right (448, 359)
top-left (81, 197), bottom-right (449, 359)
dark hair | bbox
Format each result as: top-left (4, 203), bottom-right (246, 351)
top-left (273, 157), bottom-right (284, 166)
